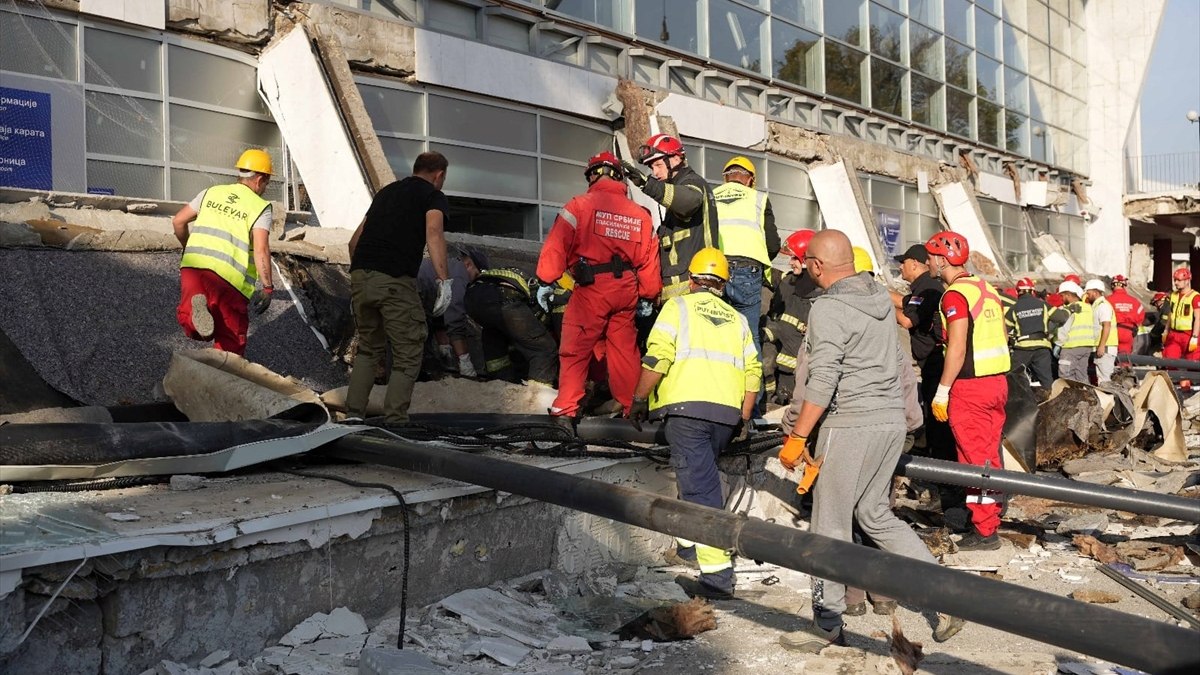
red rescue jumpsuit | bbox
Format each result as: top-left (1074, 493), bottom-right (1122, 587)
top-left (537, 178), bottom-right (661, 416)
top-left (1108, 288), bottom-right (1144, 355)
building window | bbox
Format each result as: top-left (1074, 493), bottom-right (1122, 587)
top-left (635, 0), bottom-right (699, 53)
top-left (0, 11), bottom-right (77, 80)
top-left (709, 0), bottom-right (767, 73)
top-left (772, 19), bottom-right (820, 88)
top-left (824, 40), bottom-right (866, 104)
top-left (823, 0), bottom-right (864, 46)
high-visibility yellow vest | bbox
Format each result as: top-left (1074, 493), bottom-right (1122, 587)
top-left (1168, 290), bottom-right (1199, 332)
top-left (643, 290), bottom-right (761, 422)
top-left (1061, 301), bottom-right (1096, 348)
top-left (940, 275), bottom-right (1010, 378)
top-left (713, 182), bottom-right (770, 265)
top-left (1006, 293), bottom-right (1051, 349)
top-left (180, 183), bottom-right (269, 299)
top-left (1091, 297), bottom-right (1119, 348)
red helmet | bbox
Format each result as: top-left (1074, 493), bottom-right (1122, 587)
top-left (1064, 273), bottom-right (1082, 285)
top-left (585, 151), bottom-right (623, 181)
top-left (1112, 274), bottom-right (1128, 286)
top-left (924, 231), bottom-right (970, 266)
top-left (785, 229), bottom-right (816, 259)
top-left (1016, 277), bottom-right (1036, 291)
top-left (1153, 291), bottom-right (1168, 304)
top-left (638, 134), bottom-right (685, 165)
top-left (1173, 267), bottom-right (1192, 281)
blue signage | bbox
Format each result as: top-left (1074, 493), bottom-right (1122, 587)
top-left (0, 87), bottom-right (52, 190)
top-left (876, 208), bottom-right (902, 257)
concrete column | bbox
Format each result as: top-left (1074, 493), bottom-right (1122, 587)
top-left (1154, 237), bottom-right (1173, 290)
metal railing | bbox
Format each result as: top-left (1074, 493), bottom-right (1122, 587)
top-left (1126, 152), bottom-right (1200, 193)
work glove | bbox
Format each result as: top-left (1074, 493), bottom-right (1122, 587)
top-left (732, 418), bottom-right (751, 443)
top-left (636, 298), bottom-right (656, 318)
top-left (457, 353), bottom-right (477, 378)
top-left (772, 381), bottom-right (793, 406)
top-left (438, 344), bottom-right (456, 370)
top-left (249, 287), bottom-right (273, 316)
top-left (627, 396), bottom-right (650, 432)
top-left (432, 278), bottom-right (454, 317)
top-left (536, 285), bottom-right (554, 313)
top-left (778, 435), bottom-right (811, 472)
top-left (1190, 336), bottom-right (1200, 354)
top-left (621, 160), bottom-right (647, 188)
top-left (931, 384), bottom-right (951, 423)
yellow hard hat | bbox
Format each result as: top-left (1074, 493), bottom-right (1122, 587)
top-left (852, 246), bottom-right (874, 274)
top-left (688, 247), bottom-right (730, 282)
top-left (236, 148), bottom-right (273, 176)
top-left (557, 272), bottom-right (575, 292)
top-left (723, 156), bottom-right (756, 176)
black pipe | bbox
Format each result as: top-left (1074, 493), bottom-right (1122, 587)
top-left (1118, 354), bottom-right (1200, 370)
top-left (324, 433), bottom-right (1198, 674)
top-left (895, 455), bottom-right (1200, 523)
top-left (400, 414), bottom-right (1200, 523)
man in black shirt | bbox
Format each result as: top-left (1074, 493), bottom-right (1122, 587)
top-left (345, 151), bottom-right (452, 424)
top-left (890, 244), bottom-right (954, 463)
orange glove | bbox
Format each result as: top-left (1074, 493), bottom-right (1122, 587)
top-left (795, 454), bottom-right (824, 496)
top-left (931, 384), bottom-right (951, 423)
top-left (779, 435), bottom-right (810, 471)
top-left (1190, 336), bottom-right (1199, 354)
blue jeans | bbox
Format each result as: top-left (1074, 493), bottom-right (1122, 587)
top-left (664, 415), bottom-right (736, 591)
top-left (724, 262), bottom-right (764, 414)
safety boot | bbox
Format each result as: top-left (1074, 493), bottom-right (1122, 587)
top-left (674, 574), bottom-right (734, 601)
top-left (662, 545), bottom-right (699, 569)
top-left (779, 624), bottom-right (846, 653)
top-left (933, 614), bottom-right (966, 642)
top-left (843, 601), bottom-right (867, 616)
top-left (956, 530), bottom-right (1002, 551)
top-left (871, 600), bottom-right (898, 615)
top-left (190, 294), bottom-right (213, 340)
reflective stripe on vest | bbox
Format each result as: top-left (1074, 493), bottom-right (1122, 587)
top-left (1169, 290), bottom-right (1198, 332)
top-left (1061, 301), bottom-right (1096, 348)
top-left (649, 293), bottom-right (755, 412)
top-left (776, 351), bottom-right (798, 370)
top-left (779, 313), bottom-right (805, 331)
top-left (1092, 297), bottom-right (1119, 348)
top-left (477, 268), bottom-right (531, 298)
top-left (180, 183), bottom-right (268, 299)
top-left (1009, 295), bottom-right (1051, 349)
top-left (941, 276), bottom-right (1011, 377)
top-left (713, 182), bottom-right (770, 265)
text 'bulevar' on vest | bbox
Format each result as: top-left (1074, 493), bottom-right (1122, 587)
top-left (180, 183), bottom-right (270, 299)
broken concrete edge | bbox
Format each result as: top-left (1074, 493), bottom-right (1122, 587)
top-left (1123, 191), bottom-right (1200, 220)
top-left (0, 453), bottom-right (635, 595)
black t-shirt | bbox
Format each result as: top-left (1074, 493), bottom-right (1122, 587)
top-left (351, 176), bottom-right (449, 278)
top-left (902, 271), bottom-right (946, 363)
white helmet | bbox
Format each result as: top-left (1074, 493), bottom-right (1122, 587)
top-left (1058, 281), bottom-right (1084, 297)
top-left (1084, 279), bottom-right (1106, 293)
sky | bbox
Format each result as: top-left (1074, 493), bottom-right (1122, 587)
top-left (1138, 0), bottom-right (1200, 157)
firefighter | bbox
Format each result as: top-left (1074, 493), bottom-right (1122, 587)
top-left (926, 232), bottom-right (1010, 552)
top-left (1108, 275), bottom-right (1146, 355)
top-left (463, 267), bottom-right (558, 385)
top-left (629, 248), bottom-right (760, 600)
top-left (537, 152), bottom-right (661, 424)
top-left (1163, 267), bottom-right (1200, 361)
top-left (713, 156), bottom-right (780, 355)
top-left (762, 230), bottom-right (821, 405)
top-left (1084, 279), bottom-right (1118, 384)
top-left (1052, 281), bottom-right (1095, 382)
top-left (621, 135), bottom-right (718, 301)
top-left (1005, 277), bottom-right (1054, 387)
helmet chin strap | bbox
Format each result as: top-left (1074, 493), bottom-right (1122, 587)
top-left (666, 155), bottom-right (684, 180)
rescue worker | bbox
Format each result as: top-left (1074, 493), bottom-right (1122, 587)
top-left (420, 245), bottom-right (485, 377)
top-left (777, 230), bottom-right (963, 650)
top-left (762, 230), bottom-right (821, 405)
top-left (1084, 279), bottom-right (1118, 384)
top-left (926, 232), bottom-right (1009, 552)
top-left (713, 156), bottom-right (781, 354)
top-left (464, 266), bottom-right (558, 385)
top-left (621, 135), bottom-right (718, 301)
top-left (1150, 291), bottom-right (1170, 355)
top-left (346, 151), bottom-right (453, 425)
top-left (537, 152), bottom-right (661, 424)
top-left (172, 149), bottom-right (276, 356)
top-left (1163, 267), bottom-right (1200, 361)
top-left (1005, 277), bottom-right (1054, 387)
top-left (1052, 280), bottom-right (1094, 382)
top-left (890, 243), bottom-right (956, 472)
top-left (629, 248), bottom-right (760, 599)
top-left (1108, 275), bottom-right (1146, 355)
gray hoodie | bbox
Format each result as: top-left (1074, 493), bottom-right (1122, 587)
top-left (802, 272), bottom-right (905, 428)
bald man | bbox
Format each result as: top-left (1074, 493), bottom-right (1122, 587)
top-left (777, 230), bottom-right (964, 651)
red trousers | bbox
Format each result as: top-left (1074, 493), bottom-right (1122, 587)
top-left (1162, 330), bottom-right (1200, 361)
top-left (1116, 326), bottom-right (1135, 355)
top-left (177, 267), bottom-right (249, 355)
top-left (551, 274), bottom-right (639, 417)
top-left (948, 374), bottom-right (1008, 537)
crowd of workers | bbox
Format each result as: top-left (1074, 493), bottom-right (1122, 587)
top-left (171, 141), bottom-right (1198, 654)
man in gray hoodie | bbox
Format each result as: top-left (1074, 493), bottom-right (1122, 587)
top-left (777, 230), bottom-right (964, 651)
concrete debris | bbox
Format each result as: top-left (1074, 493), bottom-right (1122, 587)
top-left (126, 203), bottom-right (159, 214)
top-left (1183, 590), bottom-right (1200, 610)
top-left (323, 607), bottom-right (368, 637)
top-left (439, 588), bottom-right (560, 648)
top-left (358, 647), bottom-right (440, 675)
top-left (1055, 513), bottom-right (1110, 536)
top-left (278, 612), bottom-right (330, 647)
top-left (468, 635), bottom-right (531, 667)
top-left (169, 475), bottom-right (205, 491)
top-left (106, 512), bottom-right (142, 522)
top-left (545, 636), bottom-right (592, 655)
top-left (198, 650), bottom-right (231, 668)
top-left (322, 377), bottom-right (558, 416)
top-left (1070, 588), bottom-right (1121, 604)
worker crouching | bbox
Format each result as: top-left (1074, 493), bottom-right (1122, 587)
top-left (629, 248), bottom-right (760, 600)
top-left (463, 267), bottom-right (558, 385)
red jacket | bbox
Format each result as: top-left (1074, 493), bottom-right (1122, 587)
top-left (537, 178), bottom-right (662, 300)
top-left (1108, 288), bottom-right (1145, 332)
